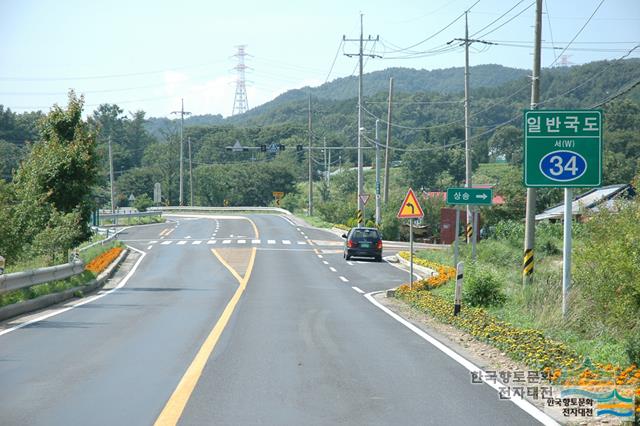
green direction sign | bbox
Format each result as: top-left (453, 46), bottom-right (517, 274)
top-left (524, 110), bottom-right (602, 187)
top-left (446, 188), bottom-right (493, 205)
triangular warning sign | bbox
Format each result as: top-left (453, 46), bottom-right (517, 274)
top-left (397, 188), bottom-right (424, 219)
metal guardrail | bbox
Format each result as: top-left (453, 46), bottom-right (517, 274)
top-left (100, 211), bottom-right (161, 220)
top-left (149, 206), bottom-right (292, 215)
top-left (0, 261), bottom-right (85, 295)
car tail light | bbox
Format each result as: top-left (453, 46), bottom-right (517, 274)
top-left (376, 240), bottom-right (383, 249)
top-left (347, 240), bottom-right (358, 248)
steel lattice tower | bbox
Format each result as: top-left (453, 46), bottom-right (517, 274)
top-left (232, 45), bottom-right (249, 115)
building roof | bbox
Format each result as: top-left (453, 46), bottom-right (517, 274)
top-left (535, 184), bottom-right (635, 221)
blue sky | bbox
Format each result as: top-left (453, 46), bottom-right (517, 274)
top-left (1, 0), bottom-right (638, 118)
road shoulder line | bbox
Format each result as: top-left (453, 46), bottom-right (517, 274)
top-left (364, 290), bottom-right (559, 426)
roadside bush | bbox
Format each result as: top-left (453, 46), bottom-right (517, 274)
top-left (625, 334), bottom-right (640, 366)
top-left (133, 194), bottom-right (154, 212)
top-left (464, 264), bottom-right (507, 307)
top-left (573, 199), bottom-right (640, 335)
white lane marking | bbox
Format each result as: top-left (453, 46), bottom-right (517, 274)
top-left (207, 240), bottom-right (216, 245)
top-left (300, 232), bottom-right (306, 236)
top-left (297, 241), bottom-right (306, 245)
top-left (282, 240), bottom-right (291, 245)
top-left (267, 240), bottom-right (276, 245)
top-left (237, 240), bottom-right (246, 244)
top-left (317, 254), bottom-right (323, 259)
top-left (230, 234), bottom-right (234, 238)
top-left (296, 228), bottom-right (300, 231)
top-left (339, 276), bottom-right (349, 282)
top-left (0, 246), bottom-right (147, 337)
top-left (357, 261), bottom-right (367, 264)
top-left (352, 286), bottom-right (365, 294)
top-left (363, 291), bottom-right (559, 426)
top-left (177, 241), bottom-right (187, 245)
top-left (147, 246), bottom-right (152, 250)
top-left (192, 240), bottom-right (202, 245)
top-left (329, 267), bottom-right (337, 272)
top-left (251, 239), bottom-right (261, 244)
top-left (322, 261), bottom-right (329, 265)
top-left (222, 240), bottom-right (231, 244)
top-left (186, 236), bottom-right (191, 239)
top-left (149, 241), bottom-right (158, 244)
top-left (280, 215), bottom-right (297, 227)
top-left (347, 261), bottom-right (354, 266)
top-left (161, 241), bottom-right (172, 245)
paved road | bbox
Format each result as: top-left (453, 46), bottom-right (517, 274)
top-left (0, 214), bottom-right (544, 425)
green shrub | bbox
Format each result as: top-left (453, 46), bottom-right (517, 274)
top-left (464, 264), bottom-right (507, 307)
top-left (625, 333), bottom-right (640, 366)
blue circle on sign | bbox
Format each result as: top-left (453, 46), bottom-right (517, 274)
top-left (539, 150), bottom-right (587, 182)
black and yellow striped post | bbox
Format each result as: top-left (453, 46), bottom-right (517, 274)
top-left (466, 222), bottom-right (473, 243)
top-left (223, 199), bottom-right (230, 207)
top-left (356, 209), bottom-right (363, 224)
top-left (523, 249), bottom-right (534, 282)
top-left (454, 262), bottom-right (463, 316)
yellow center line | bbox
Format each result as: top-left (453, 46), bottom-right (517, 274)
top-left (154, 219), bottom-right (258, 426)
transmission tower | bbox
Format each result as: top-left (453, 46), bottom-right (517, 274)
top-left (232, 45), bottom-right (250, 115)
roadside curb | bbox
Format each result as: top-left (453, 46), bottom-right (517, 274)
top-left (394, 253), bottom-right (437, 279)
top-left (0, 248), bottom-right (130, 322)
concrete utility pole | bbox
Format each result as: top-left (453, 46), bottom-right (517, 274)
top-left (523, 0), bottom-right (543, 285)
top-left (375, 119), bottom-right (381, 226)
top-left (344, 14), bottom-right (380, 226)
top-left (171, 98), bottom-right (191, 206)
top-left (449, 13), bottom-right (494, 244)
top-left (108, 135), bottom-right (115, 214)
top-left (323, 137), bottom-right (328, 181)
top-left (383, 77), bottom-right (393, 204)
top-left (188, 137), bottom-right (193, 206)
top-left (308, 94), bottom-right (313, 216)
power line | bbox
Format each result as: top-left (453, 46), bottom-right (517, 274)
top-left (475, 1), bottom-right (536, 39)
top-left (547, 0), bottom-right (606, 68)
top-left (470, 0), bottom-right (528, 37)
top-left (324, 39), bottom-right (344, 83)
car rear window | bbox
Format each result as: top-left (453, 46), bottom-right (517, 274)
top-left (351, 229), bottom-right (380, 240)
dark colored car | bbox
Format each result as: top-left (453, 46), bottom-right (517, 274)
top-left (342, 227), bottom-right (383, 261)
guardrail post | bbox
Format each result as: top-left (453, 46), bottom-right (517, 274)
top-left (454, 262), bottom-right (463, 316)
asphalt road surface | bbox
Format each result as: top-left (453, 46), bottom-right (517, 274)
top-left (0, 214), bottom-right (548, 425)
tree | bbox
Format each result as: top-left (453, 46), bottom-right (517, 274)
top-left (488, 125), bottom-right (522, 163)
top-left (13, 91), bottom-right (98, 248)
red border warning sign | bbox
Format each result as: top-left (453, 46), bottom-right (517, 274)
top-left (397, 188), bottom-right (424, 219)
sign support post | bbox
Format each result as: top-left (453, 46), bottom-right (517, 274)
top-left (472, 208), bottom-right (478, 261)
top-left (454, 207), bottom-right (460, 267)
top-left (409, 219), bottom-right (414, 289)
top-left (562, 188), bottom-right (573, 319)
top-left (454, 262), bottom-right (463, 315)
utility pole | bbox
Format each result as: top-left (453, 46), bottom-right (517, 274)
top-left (108, 135), bottom-right (115, 214)
top-left (308, 94), bottom-right (313, 216)
top-left (449, 13), bottom-right (494, 245)
top-left (523, 0), bottom-right (543, 285)
top-left (383, 77), bottom-right (393, 204)
top-left (375, 119), bottom-right (381, 226)
top-left (344, 14), bottom-right (380, 226)
top-left (188, 137), bottom-right (193, 206)
top-left (323, 136), bottom-right (328, 181)
top-left (171, 98), bottom-right (191, 206)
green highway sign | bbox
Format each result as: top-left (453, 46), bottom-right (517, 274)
top-left (524, 110), bottom-right (602, 187)
top-left (446, 188), bottom-right (493, 205)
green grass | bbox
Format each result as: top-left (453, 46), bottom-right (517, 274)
top-left (295, 215), bottom-right (335, 229)
top-left (413, 237), bottom-right (630, 365)
top-left (100, 214), bottom-right (164, 226)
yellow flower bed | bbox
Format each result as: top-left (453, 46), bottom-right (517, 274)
top-left (397, 251), bottom-right (456, 290)
top-left (395, 271), bottom-right (639, 409)
top-left (85, 247), bottom-right (123, 275)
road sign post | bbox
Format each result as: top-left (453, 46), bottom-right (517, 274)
top-left (397, 188), bottom-right (424, 289)
top-left (454, 262), bottom-right (463, 316)
top-left (524, 110), bottom-right (602, 318)
top-left (447, 187), bottom-right (493, 262)
top-left (359, 194), bottom-right (370, 226)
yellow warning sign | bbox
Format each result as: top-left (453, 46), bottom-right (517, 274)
top-left (397, 188), bottom-right (424, 219)
top-left (272, 191), bottom-right (284, 199)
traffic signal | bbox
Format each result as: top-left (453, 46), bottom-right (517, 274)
top-left (260, 144), bottom-right (267, 152)
top-left (296, 144), bottom-right (303, 152)
top-left (279, 144), bottom-right (285, 151)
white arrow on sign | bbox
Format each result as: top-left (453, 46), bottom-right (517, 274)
top-left (476, 193), bottom-right (488, 200)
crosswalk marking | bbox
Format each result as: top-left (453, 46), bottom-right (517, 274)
top-left (177, 241), bottom-right (187, 245)
top-left (207, 240), bottom-right (216, 245)
top-left (149, 241), bottom-right (158, 244)
top-left (222, 240), bottom-right (231, 244)
top-left (268, 240), bottom-right (276, 244)
top-left (192, 240), bottom-right (202, 245)
top-left (282, 240), bottom-right (291, 245)
top-left (161, 241), bottom-right (172, 245)
top-left (251, 239), bottom-right (261, 244)
top-left (237, 240), bottom-right (246, 244)
top-left (297, 241), bottom-right (306, 245)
